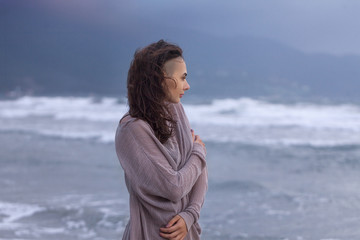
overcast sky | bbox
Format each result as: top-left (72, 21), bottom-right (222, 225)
top-left (2, 0), bottom-right (360, 97)
top-left (2, 0), bottom-right (360, 55)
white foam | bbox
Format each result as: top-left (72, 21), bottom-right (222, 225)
top-left (0, 201), bottom-right (45, 229)
top-left (185, 98), bottom-right (360, 131)
top-left (0, 96), bottom-right (359, 146)
top-left (0, 96), bottom-right (128, 121)
top-left (15, 227), bottom-right (65, 237)
top-left (185, 98), bottom-right (360, 146)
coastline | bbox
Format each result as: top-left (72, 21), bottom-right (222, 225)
top-left (1, 130), bottom-right (360, 239)
top-left (0, 130), bottom-right (126, 203)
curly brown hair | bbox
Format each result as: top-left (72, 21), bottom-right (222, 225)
top-left (126, 39), bottom-right (183, 143)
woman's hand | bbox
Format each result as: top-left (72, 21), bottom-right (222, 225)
top-left (191, 129), bottom-right (205, 148)
top-left (159, 214), bottom-right (188, 240)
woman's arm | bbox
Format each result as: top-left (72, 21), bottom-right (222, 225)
top-left (169, 128), bottom-right (208, 232)
top-left (178, 128), bottom-right (208, 231)
top-left (161, 166), bottom-right (208, 236)
top-left (115, 120), bottom-right (207, 203)
top-left (177, 166), bottom-right (208, 231)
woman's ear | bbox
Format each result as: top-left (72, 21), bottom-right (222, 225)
top-left (161, 71), bottom-right (167, 88)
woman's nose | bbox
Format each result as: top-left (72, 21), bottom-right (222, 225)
top-left (184, 80), bottom-right (190, 91)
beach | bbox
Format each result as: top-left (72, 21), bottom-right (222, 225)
top-left (1, 96), bottom-right (360, 239)
top-left (0, 131), bottom-right (128, 239)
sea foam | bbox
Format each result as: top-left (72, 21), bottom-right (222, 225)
top-left (0, 96), bottom-right (359, 147)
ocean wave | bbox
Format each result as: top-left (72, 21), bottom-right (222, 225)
top-left (0, 201), bottom-right (45, 230)
top-left (0, 196), bottom-right (128, 239)
top-left (0, 96), bottom-right (128, 121)
top-left (186, 97), bottom-right (360, 131)
top-left (0, 96), bottom-right (359, 147)
top-left (1, 96), bottom-right (359, 130)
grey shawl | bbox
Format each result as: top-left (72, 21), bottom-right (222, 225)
top-left (115, 102), bottom-right (208, 239)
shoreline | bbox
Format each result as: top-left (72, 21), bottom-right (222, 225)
top-left (1, 130), bottom-right (360, 239)
top-left (0, 130), bottom-right (125, 203)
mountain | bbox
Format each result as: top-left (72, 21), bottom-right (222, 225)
top-left (1, 4), bottom-right (360, 101)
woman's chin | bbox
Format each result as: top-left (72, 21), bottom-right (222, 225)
top-left (166, 98), bottom-right (181, 103)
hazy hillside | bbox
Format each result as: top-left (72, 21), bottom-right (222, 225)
top-left (1, 3), bottom-right (360, 101)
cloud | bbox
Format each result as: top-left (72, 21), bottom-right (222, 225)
top-left (2, 0), bottom-right (360, 55)
top-left (135, 0), bottom-right (360, 55)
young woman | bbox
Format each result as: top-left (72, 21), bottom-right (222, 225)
top-left (115, 39), bottom-right (208, 240)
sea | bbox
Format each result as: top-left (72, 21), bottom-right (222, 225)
top-left (1, 96), bottom-right (360, 240)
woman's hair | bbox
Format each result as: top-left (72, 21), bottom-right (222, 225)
top-left (127, 39), bottom-right (183, 143)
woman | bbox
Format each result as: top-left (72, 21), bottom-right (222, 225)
top-left (115, 39), bottom-right (208, 240)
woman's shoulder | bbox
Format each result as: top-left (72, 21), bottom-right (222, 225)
top-left (118, 113), bottom-right (154, 135)
top-left (169, 102), bottom-right (186, 119)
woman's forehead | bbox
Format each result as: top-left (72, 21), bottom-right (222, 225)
top-left (163, 57), bottom-right (186, 76)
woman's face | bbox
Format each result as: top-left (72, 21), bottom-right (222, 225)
top-left (163, 57), bottom-right (190, 103)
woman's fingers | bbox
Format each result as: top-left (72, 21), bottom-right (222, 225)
top-left (192, 129), bottom-right (206, 148)
top-left (194, 135), bottom-right (205, 147)
top-left (167, 215), bottom-right (181, 227)
top-left (160, 224), bottom-right (180, 233)
top-left (192, 130), bottom-right (202, 143)
top-left (173, 234), bottom-right (184, 240)
top-left (159, 228), bottom-right (185, 240)
top-left (159, 231), bottom-right (179, 239)
top-left (160, 215), bottom-right (188, 240)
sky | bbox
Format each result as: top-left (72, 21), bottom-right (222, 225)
top-left (5, 0), bottom-right (359, 56)
top-left (163, 0), bottom-right (360, 55)
top-left (2, 0), bottom-right (360, 99)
